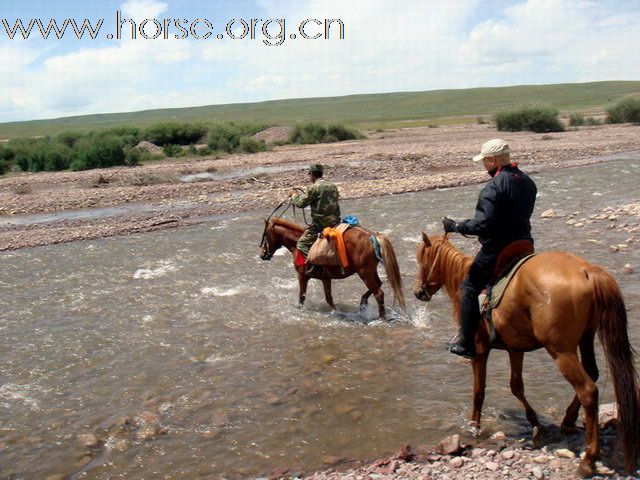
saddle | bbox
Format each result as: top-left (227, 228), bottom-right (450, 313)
top-left (482, 240), bottom-right (536, 350)
top-left (307, 223), bottom-right (351, 268)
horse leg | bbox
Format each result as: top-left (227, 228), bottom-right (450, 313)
top-left (508, 351), bottom-right (542, 444)
top-left (470, 349), bottom-right (490, 432)
top-left (561, 332), bottom-right (599, 435)
top-left (297, 270), bottom-right (309, 308)
top-left (555, 352), bottom-right (599, 477)
top-left (359, 290), bottom-right (372, 311)
top-left (322, 279), bottom-right (336, 311)
top-left (359, 274), bottom-right (382, 311)
top-left (358, 271), bottom-right (385, 319)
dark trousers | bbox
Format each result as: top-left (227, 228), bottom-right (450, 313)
top-left (458, 248), bottom-right (498, 344)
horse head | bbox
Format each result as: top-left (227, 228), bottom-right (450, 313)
top-left (414, 232), bottom-right (445, 301)
top-left (259, 220), bottom-right (283, 261)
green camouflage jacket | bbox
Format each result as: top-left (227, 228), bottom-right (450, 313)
top-left (292, 179), bottom-right (341, 226)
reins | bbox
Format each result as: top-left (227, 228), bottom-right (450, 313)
top-left (259, 189), bottom-right (312, 256)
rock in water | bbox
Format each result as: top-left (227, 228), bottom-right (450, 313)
top-left (437, 434), bottom-right (463, 455)
top-left (541, 209), bottom-right (557, 218)
top-left (77, 433), bottom-right (99, 448)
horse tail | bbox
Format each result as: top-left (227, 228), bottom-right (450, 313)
top-left (377, 234), bottom-right (406, 314)
top-left (591, 268), bottom-right (640, 472)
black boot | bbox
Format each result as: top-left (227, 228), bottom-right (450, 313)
top-left (305, 263), bottom-right (322, 278)
top-left (448, 288), bottom-right (480, 359)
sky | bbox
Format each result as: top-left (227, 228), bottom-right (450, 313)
top-left (1, 0), bottom-right (639, 122)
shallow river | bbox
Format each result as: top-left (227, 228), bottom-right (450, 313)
top-left (1, 158), bottom-right (639, 479)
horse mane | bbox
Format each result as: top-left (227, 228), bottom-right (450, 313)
top-left (271, 218), bottom-right (306, 233)
top-left (430, 235), bottom-right (473, 318)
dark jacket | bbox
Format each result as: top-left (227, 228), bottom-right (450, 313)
top-left (457, 164), bottom-right (537, 251)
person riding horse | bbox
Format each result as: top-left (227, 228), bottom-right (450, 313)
top-left (290, 164), bottom-right (341, 275)
top-left (442, 139), bottom-right (537, 359)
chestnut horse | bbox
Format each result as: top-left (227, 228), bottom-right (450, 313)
top-left (260, 218), bottom-right (406, 318)
top-left (414, 233), bottom-right (639, 476)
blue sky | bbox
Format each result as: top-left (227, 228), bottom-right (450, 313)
top-left (1, 0), bottom-right (639, 122)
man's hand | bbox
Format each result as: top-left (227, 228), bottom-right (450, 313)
top-left (289, 190), bottom-right (298, 198)
top-left (442, 217), bottom-right (458, 233)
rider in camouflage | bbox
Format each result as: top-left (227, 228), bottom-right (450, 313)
top-left (291, 164), bottom-right (341, 265)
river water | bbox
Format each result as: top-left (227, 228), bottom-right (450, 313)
top-left (1, 157), bottom-right (639, 479)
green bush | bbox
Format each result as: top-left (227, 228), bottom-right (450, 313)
top-left (163, 144), bottom-right (184, 157)
top-left (207, 122), bottom-right (264, 153)
top-left (70, 137), bottom-right (126, 171)
top-left (569, 113), bottom-right (586, 126)
top-left (606, 97), bottom-right (640, 124)
top-left (142, 122), bottom-right (208, 146)
top-left (0, 146), bottom-right (14, 175)
top-left (494, 105), bottom-right (564, 133)
top-left (585, 116), bottom-right (604, 126)
top-left (238, 137), bottom-right (267, 153)
top-left (123, 146), bottom-right (142, 166)
top-left (44, 144), bottom-right (72, 171)
top-left (290, 123), bottom-right (327, 144)
top-left (290, 123), bottom-right (362, 144)
top-left (57, 131), bottom-right (84, 148)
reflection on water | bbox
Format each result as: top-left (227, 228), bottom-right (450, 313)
top-left (0, 159), bottom-right (639, 478)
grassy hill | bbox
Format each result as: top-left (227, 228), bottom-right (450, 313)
top-left (1, 81), bottom-right (639, 139)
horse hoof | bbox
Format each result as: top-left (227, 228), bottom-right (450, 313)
top-left (296, 303), bottom-right (304, 310)
top-left (532, 426), bottom-right (544, 448)
top-left (330, 309), bottom-right (337, 315)
top-left (576, 459), bottom-right (595, 478)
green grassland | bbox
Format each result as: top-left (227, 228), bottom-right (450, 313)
top-left (1, 81), bottom-right (639, 140)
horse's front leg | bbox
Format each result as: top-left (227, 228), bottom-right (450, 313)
top-left (322, 279), bottom-right (336, 312)
top-left (470, 348), bottom-right (490, 432)
top-left (297, 269), bottom-right (309, 308)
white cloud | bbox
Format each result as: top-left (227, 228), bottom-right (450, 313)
top-left (121, 0), bottom-right (169, 21)
top-left (1, 0), bottom-right (640, 122)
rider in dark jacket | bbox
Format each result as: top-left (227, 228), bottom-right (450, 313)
top-left (443, 139), bottom-right (537, 359)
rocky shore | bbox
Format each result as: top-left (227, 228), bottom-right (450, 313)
top-left (1, 123), bottom-right (640, 251)
top-left (300, 404), bottom-right (639, 480)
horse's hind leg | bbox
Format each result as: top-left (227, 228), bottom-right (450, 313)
top-left (359, 274), bottom-right (381, 311)
top-left (322, 279), bottom-right (336, 311)
top-left (358, 271), bottom-right (385, 319)
top-left (359, 290), bottom-right (372, 311)
top-left (555, 351), bottom-right (599, 477)
top-left (561, 331), bottom-right (599, 435)
top-left (508, 351), bottom-right (542, 443)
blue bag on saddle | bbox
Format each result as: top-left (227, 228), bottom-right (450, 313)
top-left (342, 215), bottom-right (360, 227)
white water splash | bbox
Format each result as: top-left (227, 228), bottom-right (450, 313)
top-left (133, 261), bottom-right (177, 280)
top-left (201, 286), bottom-right (245, 297)
top-left (402, 235), bottom-right (422, 243)
top-left (0, 383), bottom-right (41, 411)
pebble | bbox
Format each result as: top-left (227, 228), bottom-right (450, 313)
top-left (490, 431), bottom-right (506, 441)
top-left (471, 448), bottom-right (486, 457)
top-left (609, 245), bottom-right (619, 253)
top-left (77, 433), bottom-right (99, 448)
top-left (555, 448), bottom-right (575, 459)
top-left (485, 461), bottom-right (499, 471)
top-left (321, 354), bottom-right (336, 365)
top-left (623, 263), bottom-right (634, 274)
top-left (450, 457), bottom-right (464, 468)
top-left (541, 209), bottom-right (557, 218)
top-left (532, 466), bottom-right (545, 479)
top-left (501, 450), bottom-right (515, 460)
top-left (533, 455), bottom-right (549, 464)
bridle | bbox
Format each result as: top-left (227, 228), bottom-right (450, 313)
top-left (419, 232), bottom-right (449, 301)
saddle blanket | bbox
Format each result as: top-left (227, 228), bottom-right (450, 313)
top-left (485, 254), bottom-right (536, 311)
top-left (307, 223), bottom-right (350, 267)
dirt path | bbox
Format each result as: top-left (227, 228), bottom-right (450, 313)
top-left (1, 123), bottom-right (639, 251)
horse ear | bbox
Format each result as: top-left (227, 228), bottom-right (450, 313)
top-left (422, 232), bottom-right (431, 247)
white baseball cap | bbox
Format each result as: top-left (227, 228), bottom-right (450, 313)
top-left (473, 138), bottom-right (510, 162)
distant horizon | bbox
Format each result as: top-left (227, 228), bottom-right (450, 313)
top-left (3, 79), bottom-right (639, 126)
top-left (2, 0), bottom-right (639, 123)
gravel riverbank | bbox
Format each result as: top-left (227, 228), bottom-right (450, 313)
top-left (0, 123), bottom-right (639, 251)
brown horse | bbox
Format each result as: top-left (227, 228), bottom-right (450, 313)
top-left (414, 233), bottom-right (639, 476)
top-left (260, 218), bottom-right (406, 318)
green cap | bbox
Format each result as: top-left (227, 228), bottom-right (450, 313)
top-left (308, 164), bottom-right (324, 176)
